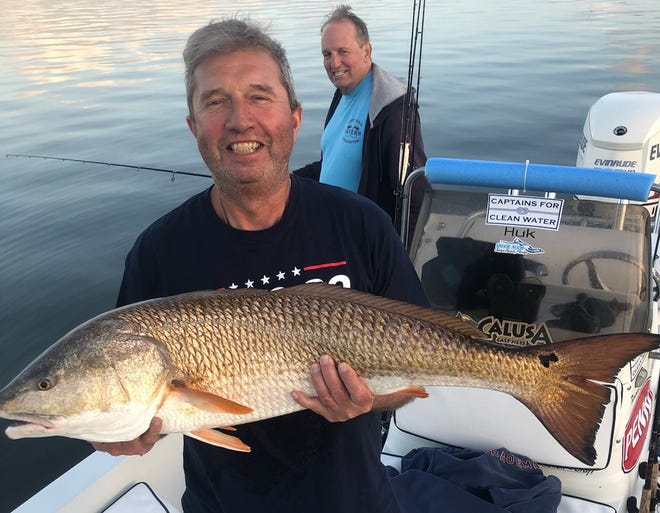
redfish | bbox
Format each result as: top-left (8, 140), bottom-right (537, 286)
top-left (0, 284), bottom-right (657, 465)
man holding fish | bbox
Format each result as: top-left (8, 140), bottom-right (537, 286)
top-left (96, 17), bottom-right (429, 513)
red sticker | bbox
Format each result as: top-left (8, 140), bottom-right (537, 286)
top-left (623, 379), bottom-right (654, 472)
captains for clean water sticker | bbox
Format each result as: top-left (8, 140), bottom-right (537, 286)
top-left (486, 194), bottom-right (563, 231)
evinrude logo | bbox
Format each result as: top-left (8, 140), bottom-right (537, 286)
top-left (651, 144), bottom-right (660, 161)
top-left (622, 379), bottom-right (654, 472)
top-left (594, 159), bottom-right (637, 168)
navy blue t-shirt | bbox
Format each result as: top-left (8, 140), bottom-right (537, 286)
top-left (117, 174), bottom-right (428, 513)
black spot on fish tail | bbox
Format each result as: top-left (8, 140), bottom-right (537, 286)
top-left (538, 353), bottom-right (558, 368)
top-left (522, 333), bottom-right (660, 465)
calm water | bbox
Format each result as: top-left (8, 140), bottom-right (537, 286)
top-left (1, 0), bottom-right (659, 510)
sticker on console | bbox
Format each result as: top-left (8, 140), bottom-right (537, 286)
top-left (458, 312), bottom-right (554, 347)
top-left (486, 194), bottom-right (563, 231)
top-left (494, 237), bottom-right (545, 256)
top-left (623, 378), bottom-right (654, 472)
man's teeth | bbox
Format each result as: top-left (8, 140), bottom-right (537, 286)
top-left (230, 142), bottom-right (260, 154)
top-left (333, 70), bottom-right (347, 77)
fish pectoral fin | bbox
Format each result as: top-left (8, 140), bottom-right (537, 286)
top-left (401, 385), bottom-right (429, 399)
top-left (381, 385), bottom-right (429, 402)
top-left (187, 428), bottom-right (251, 452)
top-left (169, 384), bottom-right (253, 415)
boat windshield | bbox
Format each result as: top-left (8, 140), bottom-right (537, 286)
top-left (406, 175), bottom-right (652, 344)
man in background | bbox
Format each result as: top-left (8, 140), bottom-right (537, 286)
top-left (294, 4), bottom-right (428, 226)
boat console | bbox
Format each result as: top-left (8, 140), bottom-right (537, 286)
top-left (382, 157), bottom-right (660, 513)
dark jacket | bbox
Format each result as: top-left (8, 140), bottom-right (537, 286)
top-left (294, 63), bottom-right (428, 229)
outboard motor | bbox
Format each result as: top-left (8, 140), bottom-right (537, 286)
top-left (576, 91), bottom-right (660, 215)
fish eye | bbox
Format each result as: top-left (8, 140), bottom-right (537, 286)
top-left (36, 378), bottom-right (54, 391)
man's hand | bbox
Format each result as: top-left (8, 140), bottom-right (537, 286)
top-left (91, 417), bottom-right (163, 456)
top-left (291, 355), bottom-right (375, 422)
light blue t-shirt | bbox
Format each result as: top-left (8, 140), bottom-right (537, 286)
top-left (319, 71), bottom-right (373, 192)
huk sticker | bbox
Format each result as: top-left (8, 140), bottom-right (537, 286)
top-left (494, 237), bottom-right (545, 256)
top-left (486, 194), bottom-right (564, 231)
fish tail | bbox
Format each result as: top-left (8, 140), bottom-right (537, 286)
top-left (524, 333), bottom-right (659, 466)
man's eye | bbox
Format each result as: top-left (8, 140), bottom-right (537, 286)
top-left (251, 95), bottom-right (270, 103)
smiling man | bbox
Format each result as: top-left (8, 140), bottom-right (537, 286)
top-left (185, 46), bottom-right (300, 231)
top-left (98, 18), bottom-right (428, 513)
top-left (294, 5), bottom-right (427, 225)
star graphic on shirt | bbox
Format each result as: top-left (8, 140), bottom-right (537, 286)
top-left (276, 271), bottom-right (286, 280)
top-left (292, 267), bottom-right (301, 276)
top-left (261, 275), bottom-right (270, 285)
top-left (245, 279), bottom-right (254, 288)
top-left (229, 283), bottom-right (238, 289)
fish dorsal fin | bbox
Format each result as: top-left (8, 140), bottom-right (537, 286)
top-left (169, 383), bottom-right (253, 415)
top-left (275, 283), bottom-right (486, 340)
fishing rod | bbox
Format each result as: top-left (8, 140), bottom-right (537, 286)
top-left (395, 0), bottom-right (427, 231)
top-left (6, 154), bottom-right (212, 180)
top-left (408, 0), bottom-right (426, 175)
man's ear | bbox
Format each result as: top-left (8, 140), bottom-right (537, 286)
top-left (291, 106), bottom-right (303, 143)
top-left (186, 115), bottom-right (197, 137)
top-left (363, 42), bottom-right (373, 61)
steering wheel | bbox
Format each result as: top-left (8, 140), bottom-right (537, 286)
top-left (561, 250), bottom-right (645, 291)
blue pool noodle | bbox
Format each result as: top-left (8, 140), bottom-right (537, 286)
top-left (424, 158), bottom-right (655, 201)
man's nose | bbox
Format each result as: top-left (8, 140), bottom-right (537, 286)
top-left (329, 52), bottom-right (341, 69)
top-left (226, 98), bottom-right (253, 130)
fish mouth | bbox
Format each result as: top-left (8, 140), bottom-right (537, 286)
top-left (1, 412), bottom-right (59, 430)
top-left (3, 413), bottom-right (67, 440)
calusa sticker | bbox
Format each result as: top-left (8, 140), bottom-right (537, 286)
top-left (623, 379), bottom-right (654, 472)
top-left (458, 312), bottom-right (554, 347)
top-left (494, 237), bottom-right (545, 256)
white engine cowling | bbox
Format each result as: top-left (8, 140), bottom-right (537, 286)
top-left (576, 91), bottom-right (660, 214)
